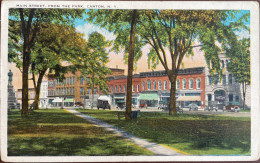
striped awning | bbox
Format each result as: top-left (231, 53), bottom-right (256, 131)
top-left (139, 93), bottom-right (159, 101)
top-left (177, 96), bottom-right (201, 101)
top-left (64, 98), bottom-right (74, 102)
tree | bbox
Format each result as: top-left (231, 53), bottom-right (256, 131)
top-left (9, 9), bottom-right (85, 115)
top-left (138, 10), bottom-right (248, 115)
top-left (226, 38), bottom-right (250, 109)
top-left (87, 10), bottom-right (144, 120)
top-left (30, 24), bottom-right (86, 110)
top-left (78, 32), bottom-right (111, 109)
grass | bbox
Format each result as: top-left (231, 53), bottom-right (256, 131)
top-left (78, 109), bottom-right (251, 156)
top-left (8, 109), bottom-right (153, 156)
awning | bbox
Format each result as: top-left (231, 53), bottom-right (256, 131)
top-left (64, 98), bottom-right (74, 103)
top-left (98, 95), bottom-right (110, 101)
top-left (52, 98), bottom-right (62, 103)
top-left (114, 96), bottom-right (125, 99)
top-left (116, 100), bottom-right (125, 103)
top-left (177, 96), bottom-right (201, 101)
top-left (139, 93), bottom-right (159, 101)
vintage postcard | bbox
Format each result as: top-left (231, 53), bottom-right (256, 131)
top-left (1, 1), bottom-right (259, 162)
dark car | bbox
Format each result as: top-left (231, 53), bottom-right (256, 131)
top-left (75, 102), bottom-right (83, 107)
top-left (224, 102), bottom-right (240, 112)
top-left (161, 103), bottom-right (183, 113)
top-left (97, 100), bottom-right (111, 110)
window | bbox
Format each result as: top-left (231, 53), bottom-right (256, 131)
top-left (132, 85), bottom-right (135, 92)
top-left (87, 89), bottom-right (90, 94)
top-left (177, 79), bottom-right (180, 89)
top-left (115, 86), bottom-right (117, 93)
top-left (70, 88), bottom-right (72, 95)
top-left (189, 79), bottom-right (193, 89)
top-left (73, 88), bottom-right (75, 95)
top-left (64, 78), bottom-right (66, 85)
top-left (223, 75), bottom-right (226, 85)
top-left (222, 60), bottom-right (225, 68)
top-left (73, 77), bottom-right (75, 84)
top-left (153, 80), bottom-right (156, 90)
top-left (67, 78), bottom-right (69, 85)
top-left (214, 75), bottom-right (218, 84)
top-left (142, 81), bottom-right (145, 91)
top-left (53, 80), bottom-right (55, 86)
top-left (183, 79), bottom-right (186, 89)
top-left (164, 80), bottom-right (167, 90)
top-left (229, 74), bottom-right (232, 84)
top-left (147, 80), bottom-right (151, 90)
top-left (235, 96), bottom-right (239, 102)
top-left (80, 77), bottom-right (84, 84)
top-left (196, 78), bottom-right (201, 89)
top-left (158, 81), bottom-right (162, 90)
top-left (67, 88), bottom-right (69, 95)
top-left (111, 86), bottom-right (114, 93)
top-left (229, 94), bottom-right (233, 102)
top-left (208, 94), bottom-right (212, 101)
top-left (87, 78), bottom-right (90, 83)
top-left (80, 87), bottom-right (83, 95)
top-left (123, 85), bottom-right (126, 92)
top-left (137, 85), bottom-right (140, 92)
top-left (208, 76), bottom-right (212, 85)
top-left (94, 88), bottom-right (97, 94)
top-left (56, 89), bottom-right (58, 95)
top-left (119, 85), bottom-right (121, 92)
top-left (226, 60), bottom-right (229, 67)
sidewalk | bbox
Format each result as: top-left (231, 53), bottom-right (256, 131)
top-left (66, 109), bottom-right (183, 156)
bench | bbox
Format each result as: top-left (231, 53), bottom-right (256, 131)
top-left (117, 110), bottom-right (140, 120)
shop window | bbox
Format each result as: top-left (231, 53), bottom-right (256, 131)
top-left (189, 79), bottom-right (193, 89)
top-left (183, 79), bottom-right (186, 89)
top-left (229, 94), bottom-right (233, 102)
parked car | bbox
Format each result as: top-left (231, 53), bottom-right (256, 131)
top-left (224, 102), bottom-right (240, 112)
top-left (188, 103), bottom-right (200, 111)
top-left (161, 103), bottom-right (183, 113)
top-left (75, 101), bottom-right (83, 107)
top-left (97, 100), bottom-right (111, 110)
top-left (139, 103), bottom-right (147, 109)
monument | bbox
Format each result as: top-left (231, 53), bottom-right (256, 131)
top-left (8, 70), bottom-right (19, 110)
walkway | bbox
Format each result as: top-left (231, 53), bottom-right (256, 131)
top-left (66, 109), bottom-right (183, 156)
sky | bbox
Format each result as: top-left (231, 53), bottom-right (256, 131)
top-left (74, 10), bottom-right (250, 74)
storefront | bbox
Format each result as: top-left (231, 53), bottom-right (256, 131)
top-left (64, 98), bottom-right (74, 107)
top-left (177, 95), bottom-right (201, 107)
top-left (139, 92), bottom-right (159, 107)
top-left (51, 97), bottom-right (62, 107)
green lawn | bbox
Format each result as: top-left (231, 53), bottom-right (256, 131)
top-left (8, 109), bottom-right (153, 156)
top-left (78, 109), bottom-right (251, 156)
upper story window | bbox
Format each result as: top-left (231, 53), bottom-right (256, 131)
top-left (132, 85), bottom-right (135, 92)
top-left (115, 86), bottom-right (117, 93)
top-left (153, 80), bottom-right (156, 90)
top-left (208, 76), bottom-right (212, 85)
top-left (137, 84), bottom-right (140, 92)
top-left (177, 79), bottom-right (180, 89)
top-left (158, 80), bottom-right (162, 90)
top-left (226, 60), bottom-right (229, 67)
top-left (222, 60), bottom-right (225, 68)
top-left (111, 86), bottom-right (114, 93)
top-left (189, 79), bottom-right (194, 89)
top-left (73, 77), bottom-right (75, 85)
top-left (123, 85), bottom-right (126, 92)
top-left (183, 79), bottom-right (186, 89)
top-left (147, 80), bottom-right (151, 90)
top-left (164, 80), bottom-right (167, 90)
top-left (229, 74), bottom-right (232, 84)
top-left (119, 85), bottom-right (121, 92)
top-left (94, 88), bottom-right (97, 94)
top-left (80, 87), bottom-right (84, 95)
top-left (80, 77), bottom-right (84, 84)
top-left (196, 78), bottom-right (201, 89)
top-left (223, 75), bottom-right (226, 85)
top-left (214, 75), bottom-right (218, 84)
top-left (142, 81), bottom-right (145, 91)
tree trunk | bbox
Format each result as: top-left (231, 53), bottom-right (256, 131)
top-left (34, 70), bottom-right (46, 110)
top-left (91, 72), bottom-right (94, 109)
top-left (21, 39), bottom-right (30, 116)
top-left (125, 10), bottom-right (138, 120)
top-left (242, 82), bottom-right (246, 110)
top-left (169, 77), bottom-right (177, 115)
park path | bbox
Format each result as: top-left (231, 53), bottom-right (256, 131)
top-left (66, 109), bottom-right (183, 156)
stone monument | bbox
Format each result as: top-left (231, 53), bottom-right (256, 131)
top-left (8, 70), bottom-right (19, 110)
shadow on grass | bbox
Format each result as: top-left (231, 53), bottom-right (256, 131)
top-left (8, 136), bottom-right (149, 156)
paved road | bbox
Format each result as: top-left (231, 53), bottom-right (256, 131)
top-left (66, 109), bottom-right (183, 156)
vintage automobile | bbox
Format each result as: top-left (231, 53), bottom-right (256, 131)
top-left (161, 103), bottom-right (183, 113)
top-left (139, 103), bottom-right (147, 109)
top-left (188, 103), bottom-right (200, 111)
top-left (97, 100), bottom-right (111, 110)
top-left (224, 102), bottom-right (240, 112)
top-left (74, 101), bottom-right (83, 107)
